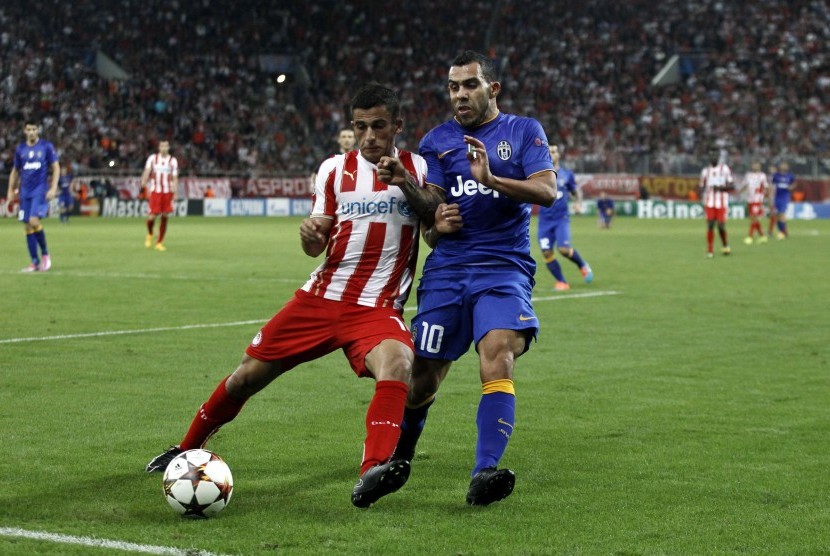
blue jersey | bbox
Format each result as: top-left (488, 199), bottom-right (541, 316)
top-left (419, 112), bottom-right (553, 277)
top-left (14, 139), bottom-right (58, 198)
top-left (771, 172), bottom-right (795, 202)
top-left (597, 198), bottom-right (614, 214)
top-left (538, 166), bottom-right (577, 223)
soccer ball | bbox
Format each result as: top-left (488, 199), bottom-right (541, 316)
top-left (162, 449), bottom-right (233, 518)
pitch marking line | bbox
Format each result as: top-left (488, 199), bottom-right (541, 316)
top-left (532, 290), bottom-right (621, 302)
top-left (0, 320), bottom-right (265, 344)
top-left (0, 527), bottom-right (224, 556)
top-left (0, 291), bottom-right (621, 345)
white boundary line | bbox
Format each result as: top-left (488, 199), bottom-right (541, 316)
top-left (1, 291), bottom-right (621, 345)
top-left (0, 320), bottom-right (265, 344)
top-left (532, 290), bottom-right (621, 302)
top-left (0, 527), bottom-right (224, 556)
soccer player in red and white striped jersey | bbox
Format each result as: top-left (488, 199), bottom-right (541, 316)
top-left (141, 140), bottom-right (178, 251)
top-left (146, 83), bottom-right (449, 509)
top-left (699, 148), bottom-right (735, 257)
top-left (741, 161), bottom-right (770, 244)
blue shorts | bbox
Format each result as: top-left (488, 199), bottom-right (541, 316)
top-left (411, 266), bottom-right (538, 361)
top-left (774, 198), bottom-right (789, 215)
top-left (538, 217), bottom-right (572, 251)
top-left (18, 195), bottom-right (50, 223)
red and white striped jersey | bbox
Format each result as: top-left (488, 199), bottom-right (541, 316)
top-left (744, 171), bottom-right (769, 204)
top-left (302, 148), bottom-right (426, 311)
top-left (700, 163), bottom-right (733, 209)
top-left (144, 154), bottom-right (178, 194)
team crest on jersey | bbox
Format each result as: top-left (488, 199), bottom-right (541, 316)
top-left (497, 141), bottom-right (512, 161)
top-left (251, 331), bottom-right (262, 346)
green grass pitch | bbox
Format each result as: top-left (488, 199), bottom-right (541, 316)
top-left (1, 215), bottom-right (829, 555)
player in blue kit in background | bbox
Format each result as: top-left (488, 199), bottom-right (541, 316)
top-left (7, 121), bottom-right (60, 272)
top-left (393, 50), bottom-right (556, 505)
top-left (57, 166), bottom-right (74, 224)
top-left (596, 191), bottom-right (615, 229)
top-left (770, 161), bottom-right (796, 240)
top-left (537, 144), bottom-right (593, 291)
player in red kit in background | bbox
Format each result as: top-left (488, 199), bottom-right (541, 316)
top-left (699, 147), bottom-right (735, 258)
top-left (740, 160), bottom-right (770, 244)
top-left (141, 140), bottom-right (178, 251)
top-left (146, 83), bottom-right (450, 509)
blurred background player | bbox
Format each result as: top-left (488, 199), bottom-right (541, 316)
top-left (57, 166), bottom-right (74, 224)
top-left (770, 161), bottom-right (796, 240)
top-left (537, 144), bottom-right (593, 291)
top-left (309, 128), bottom-right (357, 192)
top-left (699, 147), bottom-right (734, 258)
top-left (596, 191), bottom-right (614, 229)
top-left (141, 140), bottom-right (179, 251)
top-left (7, 121), bottom-right (60, 272)
top-left (740, 161), bottom-right (770, 244)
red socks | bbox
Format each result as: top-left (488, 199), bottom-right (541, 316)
top-left (180, 375), bottom-right (248, 450)
top-left (360, 380), bottom-right (409, 475)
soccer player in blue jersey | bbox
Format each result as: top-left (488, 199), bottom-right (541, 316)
top-left (7, 121), bottom-right (60, 272)
top-left (596, 191), bottom-right (615, 229)
top-left (57, 166), bottom-right (74, 224)
top-left (537, 144), bottom-right (593, 291)
top-left (393, 50), bottom-right (556, 505)
top-left (770, 161), bottom-right (796, 240)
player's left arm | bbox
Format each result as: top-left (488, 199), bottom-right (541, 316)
top-left (377, 156), bottom-right (444, 227)
top-left (172, 158), bottom-right (180, 198)
top-left (46, 161), bottom-right (60, 200)
top-left (464, 136), bottom-right (555, 206)
top-left (569, 175), bottom-right (583, 213)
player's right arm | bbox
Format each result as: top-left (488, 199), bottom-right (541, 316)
top-left (300, 217), bottom-right (333, 257)
top-left (7, 167), bottom-right (20, 201)
top-left (140, 156), bottom-right (152, 192)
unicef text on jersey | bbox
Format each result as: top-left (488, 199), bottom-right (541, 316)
top-left (339, 197), bottom-right (413, 217)
top-left (450, 176), bottom-right (501, 198)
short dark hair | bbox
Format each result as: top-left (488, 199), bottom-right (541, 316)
top-left (350, 83), bottom-right (400, 119)
top-left (452, 50), bottom-right (498, 83)
top-left (24, 120), bottom-right (38, 127)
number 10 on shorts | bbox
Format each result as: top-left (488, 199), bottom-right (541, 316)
top-left (417, 321), bottom-right (445, 354)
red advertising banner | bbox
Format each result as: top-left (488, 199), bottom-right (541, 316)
top-left (576, 174), bottom-right (640, 197)
top-left (238, 177), bottom-right (311, 198)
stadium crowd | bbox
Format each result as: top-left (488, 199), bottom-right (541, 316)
top-left (1, 0), bottom-right (828, 177)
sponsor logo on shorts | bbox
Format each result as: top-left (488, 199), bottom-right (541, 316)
top-left (251, 331), bottom-right (262, 346)
top-left (518, 314), bottom-right (536, 321)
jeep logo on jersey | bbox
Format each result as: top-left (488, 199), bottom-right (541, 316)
top-left (497, 140), bottom-right (512, 160)
top-left (450, 175), bottom-right (501, 198)
top-left (340, 196), bottom-right (413, 217)
top-left (23, 161), bottom-right (43, 171)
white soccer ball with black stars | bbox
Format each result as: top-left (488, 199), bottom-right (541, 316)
top-left (162, 449), bottom-right (233, 518)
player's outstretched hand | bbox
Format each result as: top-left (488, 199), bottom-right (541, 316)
top-left (435, 203), bottom-right (462, 234)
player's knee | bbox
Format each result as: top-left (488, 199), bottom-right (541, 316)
top-left (557, 246), bottom-right (572, 258)
top-left (228, 357), bottom-right (281, 398)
